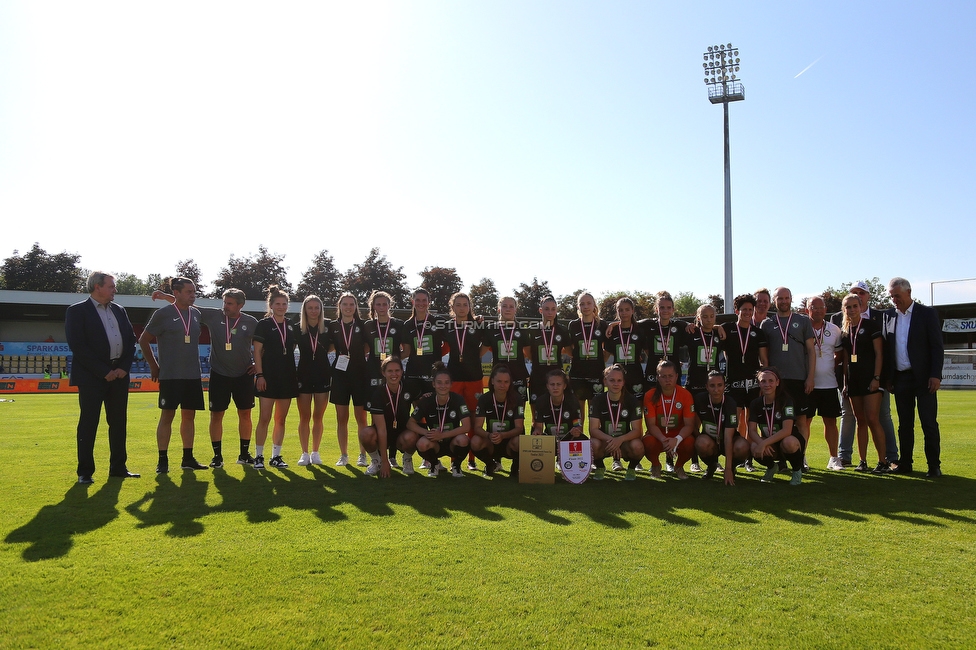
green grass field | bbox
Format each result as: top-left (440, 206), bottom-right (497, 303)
top-left (2, 392), bottom-right (975, 649)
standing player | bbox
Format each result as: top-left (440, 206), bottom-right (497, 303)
top-left (685, 303), bottom-right (725, 472)
top-left (604, 297), bottom-right (645, 402)
top-left (589, 365), bottom-right (645, 481)
top-left (567, 292), bottom-right (609, 417)
top-left (807, 296), bottom-right (844, 470)
top-left (749, 367), bottom-right (804, 485)
top-left (527, 295), bottom-right (572, 408)
top-left (759, 287), bottom-right (816, 469)
top-left (722, 294), bottom-right (769, 471)
top-left (252, 285), bottom-right (298, 470)
top-left (295, 295), bottom-right (332, 466)
top-left (444, 292), bottom-right (486, 471)
top-left (139, 277), bottom-right (207, 473)
top-left (152, 287), bottom-right (258, 468)
top-left (643, 360), bottom-right (696, 479)
top-left (471, 365), bottom-right (525, 477)
top-left (363, 290), bottom-right (407, 467)
top-left (840, 294), bottom-right (887, 473)
top-left (484, 296), bottom-right (531, 399)
top-left (642, 291), bottom-right (692, 390)
top-left (403, 288), bottom-right (443, 402)
top-left (692, 372), bottom-right (744, 484)
top-left (360, 356), bottom-right (418, 477)
top-left (330, 292), bottom-right (370, 467)
top-left (407, 362), bottom-right (472, 477)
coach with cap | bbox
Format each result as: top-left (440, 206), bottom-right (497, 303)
top-left (65, 271), bottom-right (139, 484)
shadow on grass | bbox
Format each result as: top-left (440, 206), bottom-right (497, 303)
top-left (4, 480), bottom-right (122, 562)
top-left (7, 464), bottom-right (976, 558)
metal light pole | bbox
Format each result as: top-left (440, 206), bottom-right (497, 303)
top-left (703, 43), bottom-right (744, 314)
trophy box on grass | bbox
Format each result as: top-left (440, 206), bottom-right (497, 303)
top-left (518, 435), bottom-right (555, 484)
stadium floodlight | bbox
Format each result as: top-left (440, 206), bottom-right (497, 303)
top-left (701, 43), bottom-right (745, 314)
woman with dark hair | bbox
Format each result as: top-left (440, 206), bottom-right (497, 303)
top-left (253, 285), bottom-right (299, 470)
top-left (295, 295), bottom-right (332, 466)
top-left (472, 364), bottom-right (525, 477)
top-left (589, 364), bottom-right (645, 481)
top-left (444, 292), bottom-right (487, 471)
top-left (531, 368), bottom-right (585, 440)
top-left (840, 294), bottom-right (887, 473)
top-left (568, 291), bottom-right (609, 416)
top-left (360, 356), bottom-right (418, 477)
top-left (692, 371), bottom-right (747, 484)
top-left (329, 292), bottom-right (370, 467)
top-left (407, 362), bottom-right (472, 477)
top-left (748, 366), bottom-right (804, 485)
top-left (364, 290), bottom-right (407, 467)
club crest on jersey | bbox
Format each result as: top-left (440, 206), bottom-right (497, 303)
top-left (595, 330), bottom-right (602, 337)
top-left (792, 323), bottom-right (799, 328)
top-left (670, 326), bottom-right (677, 333)
top-left (449, 410), bottom-right (457, 418)
top-left (404, 393), bottom-right (411, 401)
top-left (750, 331), bottom-right (757, 337)
top-left (675, 402), bottom-right (683, 409)
top-left (555, 335), bottom-right (562, 342)
top-left (621, 409), bottom-right (629, 418)
top-left (390, 328), bottom-right (397, 334)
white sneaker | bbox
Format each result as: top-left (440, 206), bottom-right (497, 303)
top-left (310, 451), bottom-right (322, 465)
top-left (365, 460), bottom-right (381, 476)
top-left (635, 462), bottom-right (645, 472)
top-left (450, 463), bottom-right (463, 478)
top-left (689, 462), bottom-right (702, 472)
top-left (336, 454), bottom-right (349, 467)
top-left (357, 452), bottom-right (368, 467)
top-left (828, 457), bottom-right (845, 471)
top-left (611, 459), bottom-right (624, 472)
top-left (420, 459), bottom-right (431, 469)
top-left (402, 454), bottom-right (415, 475)
top-left (297, 452), bottom-right (311, 466)
top-left (665, 460), bottom-right (675, 473)
top-left (427, 463), bottom-right (440, 477)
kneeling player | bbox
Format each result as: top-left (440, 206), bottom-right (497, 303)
top-left (472, 365), bottom-right (525, 477)
top-left (693, 371), bottom-right (747, 485)
top-left (748, 367), bottom-right (804, 486)
top-left (407, 363), bottom-right (472, 477)
top-left (643, 360), bottom-right (696, 479)
top-left (531, 369), bottom-right (585, 440)
top-left (360, 357), bottom-right (418, 477)
top-left (589, 365), bottom-right (644, 481)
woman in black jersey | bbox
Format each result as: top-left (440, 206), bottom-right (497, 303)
top-left (471, 365), bottom-right (525, 477)
top-left (364, 290), bottom-right (407, 467)
top-left (407, 362), bottom-right (472, 478)
top-left (531, 369), bottom-right (585, 440)
top-left (527, 295), bottom-right (572, 406)
top-left (330, 292), bottom-right (369, 467)
top-left (603, 297), bottom-right (645, 401)
top-left (253, 285), bottom-right (298, 470)
top-left (484, 296), bottom-right (531, 399)
top-left (692, 371), bottom-right (746, 484)
top-left (589, 365), bottom-right (644, 481)
top-left (445, 292), bottom-right (486, 471)
top-left (359, 356), bottom-right (418, 477)
top-left (568, 291), bottom-right (609, 415)
top-left (403, 288), bottom-right (441, 402)
top-left (840, 294), bottom-right (887, 473)
top-left (295, 295), bottom-right (332, 467)
top-left (748, 367), bottom-right (804, 486)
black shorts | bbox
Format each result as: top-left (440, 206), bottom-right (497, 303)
top-left (782, 379), bottom-right (811, 417)
top-left (297, 376), bottom-right (332, 394)
top-left (808, 388), bottom-right (841, 418)
top-left (208, 372), bottom-right (255, 412)
top-left (159, 378), bottom-right (205, 411)
top-left (571, 377), bottom-right (605, 404)
top-left (330, 371), bottom-right (369, 407)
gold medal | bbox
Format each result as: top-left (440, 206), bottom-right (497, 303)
top-left (225, 343), bottom-right (232, 351)
top-left (782, 343), bottom-right (789, 352)
top-left (851, 354), bottom-right (858, 363)
top-left (184, 335), bottom-right (191, 344)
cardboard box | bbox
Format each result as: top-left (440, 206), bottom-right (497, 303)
top-left (519, 435), bottom-right (555, 484)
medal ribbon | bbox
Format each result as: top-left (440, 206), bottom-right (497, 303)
top-left (225, 314), bottom-right (241, 346)
top-left (777, 313), bottom-right (794, 347)
top-left (174, 305), bottom-right (192, 340)
top-left (607, 394), bottom-right (622, 435)
top-left (340, 319), bottom-right (354, 354)
top-left (274, 317), bottom-right (288, 354)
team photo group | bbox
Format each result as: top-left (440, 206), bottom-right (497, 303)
top-left (65, 270), bottom-right (945, 487)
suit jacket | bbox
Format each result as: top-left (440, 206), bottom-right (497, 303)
top-left (882, 303), bottom-right (944, 390)
top-left (65, 298), bottom-right (137, 387)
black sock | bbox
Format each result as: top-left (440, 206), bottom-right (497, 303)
top-left (183, 447), bottom-right (194, 460)
top-left (158, 450), bottom-right (168, 462)
top-left (421, 448), bottom-right (440, 467)
top-left (474, 449), bottom-right (494, 466)
top-left (240, 439), bottom-right (250, 455)
top-left (212, 440), bottom-right (222, 456)
top-left (451, 445), bottom-right (469, 467)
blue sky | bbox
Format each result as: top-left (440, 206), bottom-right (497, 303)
top-left (2, 1), bottom-right (974, 307)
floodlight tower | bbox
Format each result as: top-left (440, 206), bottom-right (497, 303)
top-left (703, 43), bottom-right (744, 314)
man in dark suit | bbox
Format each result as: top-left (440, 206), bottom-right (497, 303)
top-left (65, 271), bottom-right (139, 484)
top-left (883, 277), bottom-right (944, 477)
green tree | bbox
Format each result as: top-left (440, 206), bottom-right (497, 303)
top-left (824, 277), bottom-right (892, 311)
top-left (114, 272), bottom-right (152, 295)
top-left (1, 243), bottom-right (84, 292)
top-left (672, 291), bottom-right (705, 317)
top-left (212, 246), bottom-right (293, 301)
top-left (295, 249), bottom-right (342, 306)
top-left (341, 247), bottom-right (409, 307)
top-left (556, 289), bottom-right (587, 322)
top-left (418, 266), bottom-right (463, 314)
top-left (174, 259), bottom-right (206, 297)
top-left (708, 294), bottom-right (725, 313)
top-left (514, 277), bottom-right (553, 318)
top-left (469, 277), bottom-right (499, 318)
top-left (597, 290), bottom-right (656, 322)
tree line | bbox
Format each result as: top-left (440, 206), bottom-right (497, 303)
top-left (0, 242), bottom-right (892, 318)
